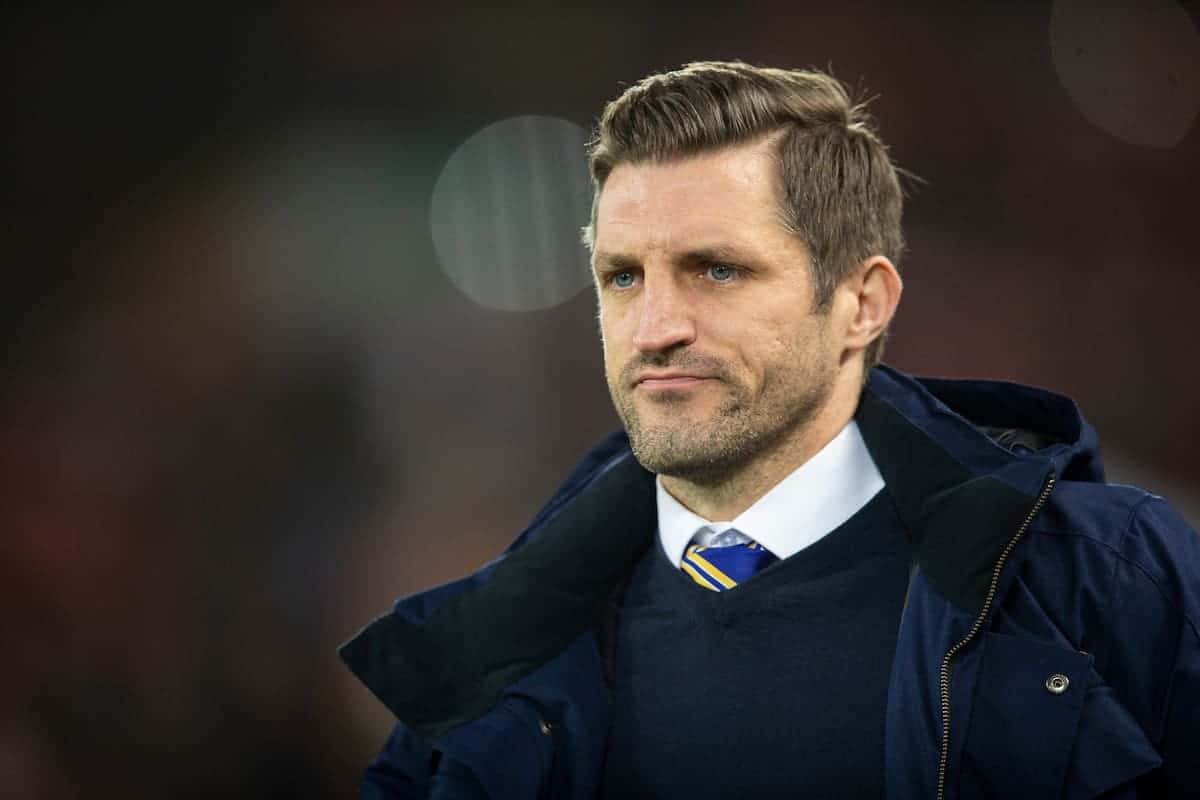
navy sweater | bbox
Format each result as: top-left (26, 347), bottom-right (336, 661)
top-left (600, 489), bottom-right (911, 799)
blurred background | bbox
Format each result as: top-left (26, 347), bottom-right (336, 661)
top-left (4, 1), bottom-right (1199, 796)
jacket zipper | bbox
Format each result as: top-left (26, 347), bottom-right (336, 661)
top-left (934, 473), bottom-right (1056, 800)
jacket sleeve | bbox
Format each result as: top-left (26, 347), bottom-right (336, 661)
top-left (1119, 496), bottom-right (1200, 797)
top-left (362, 724), bottom-right (490, 799)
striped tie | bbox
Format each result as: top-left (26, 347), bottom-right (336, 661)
top-left (680, 540), bottom-right (779, 591)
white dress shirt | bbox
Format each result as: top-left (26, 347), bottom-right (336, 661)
top-left (657, 420), bottom-right (886, 567)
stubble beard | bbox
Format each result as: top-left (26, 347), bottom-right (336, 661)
top-left (610, 351), bottom-right (835, 487)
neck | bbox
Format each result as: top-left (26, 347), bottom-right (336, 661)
top-left (659, 368), bottom-right (863, 521)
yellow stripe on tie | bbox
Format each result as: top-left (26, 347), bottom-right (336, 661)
top-left (684, 549), bottom-right (737, 589)
top-left (680, 561), bottom-right (720, 591)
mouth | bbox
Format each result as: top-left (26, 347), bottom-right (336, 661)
top-left (635, 373), bottom-right (714, 391)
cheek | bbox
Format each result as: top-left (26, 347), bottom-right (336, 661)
top-left (597, 314), bottom-right (625, 375)
top-left (737, 320), bottom-right (818, 384)
top-left (598, 304), bottom-right (630, 348)
top-left (723, 311), bottom-right (792, 363)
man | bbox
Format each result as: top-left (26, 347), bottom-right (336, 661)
top-left (341, 62), bottom-right (1200, 798)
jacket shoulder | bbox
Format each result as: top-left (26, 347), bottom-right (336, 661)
top-left (1034, 481), bottom-right (1200, 614)
top-left (1026, 480), bottom-right (1200, 654)
top-left (1035, 480), bottom-right (1195, 555)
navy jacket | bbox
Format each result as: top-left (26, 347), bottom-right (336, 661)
top-left (341, 366), bottom-right (1200, 798)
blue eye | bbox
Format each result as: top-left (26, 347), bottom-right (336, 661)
top-left (612, 271), bottom-right (635, 288)
top-left (708, 263), bottom-right (736, 282)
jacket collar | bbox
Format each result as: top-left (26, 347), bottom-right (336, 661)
top-left (341, 365), bottom-right (1090, 739)
top-left (856, 366), bottom-right (1068, 615)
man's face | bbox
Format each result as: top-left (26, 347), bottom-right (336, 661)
top-left (592, 138), bottom-right (842, 483)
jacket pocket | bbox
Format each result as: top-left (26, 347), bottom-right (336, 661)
top-left (1060, 682), bottom-right (1162, 800)
top-left (957, 633), bottom-right (1159, 800)
top-left (433, 695), bottom-right (555, 799)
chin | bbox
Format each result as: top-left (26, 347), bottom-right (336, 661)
top-left (629, 421), bottom-right (725, 465)
top-left (633, 447), bottom-right (744, 485)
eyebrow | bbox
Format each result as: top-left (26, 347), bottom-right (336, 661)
top-left (592, 251), bottom-right (641, 273)
top-left (593, 245), bottom-right (752, 272)
top-left (683, 245), bottom-right (748, 265)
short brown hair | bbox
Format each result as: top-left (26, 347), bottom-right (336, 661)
top-left (583, 60), bottom-right (906, 368)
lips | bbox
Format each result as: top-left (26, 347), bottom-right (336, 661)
top-left (635, 373), bottom-right (712, 389)
top-left (624, 357), bottom-right (726, 391)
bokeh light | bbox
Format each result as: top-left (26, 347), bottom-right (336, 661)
top-left (1051, 0), bottom-right (1200, 148)
top-left (430, 115), bottom-right (594, 312)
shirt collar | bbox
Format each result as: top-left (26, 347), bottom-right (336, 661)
top-left (656, 420), bottom-right (885, 566)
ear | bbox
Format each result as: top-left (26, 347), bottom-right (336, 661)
top-left (836, 255), bottom-right (902, 353)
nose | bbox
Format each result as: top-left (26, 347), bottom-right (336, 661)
top-left (631, 273), bottom-right (696, 354)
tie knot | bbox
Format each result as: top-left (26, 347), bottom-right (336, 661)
top-left (706, 526), bottom-right (750, 548)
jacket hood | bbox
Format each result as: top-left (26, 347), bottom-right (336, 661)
top-left (873, 366), bottom-right (1103, 486)
top-left (340, 365), bottom-right (1101, 739)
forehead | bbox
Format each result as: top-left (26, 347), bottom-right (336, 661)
top-left (594, 139), bottom-right (788, 258)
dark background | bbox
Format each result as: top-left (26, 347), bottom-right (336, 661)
top-left (4, 2), bottom-right (1198, 796)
